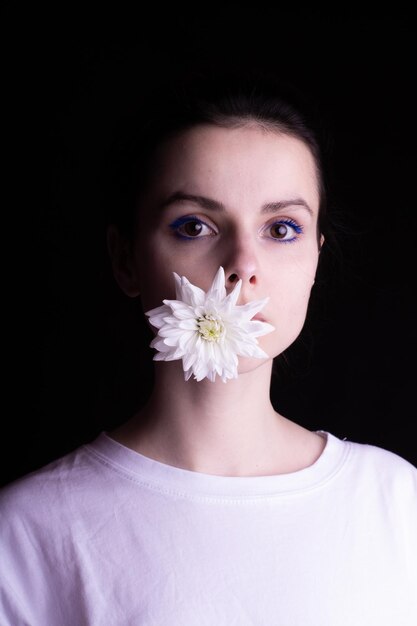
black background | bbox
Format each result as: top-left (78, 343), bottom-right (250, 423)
top-left (2, 7), bottom-right (416, 486)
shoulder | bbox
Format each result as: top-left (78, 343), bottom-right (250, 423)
top-left (345, 435), bottom-right (416, 473)
top-left (335, 433), bottom-right (417, 501)
top-left (0, 440), bottom-right (104, 529)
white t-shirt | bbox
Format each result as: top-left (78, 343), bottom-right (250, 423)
top-left (1, 430), bottom-right (416, 625)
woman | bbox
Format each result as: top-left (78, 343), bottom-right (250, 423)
top-left (1, 72), bottom-right (416, 625)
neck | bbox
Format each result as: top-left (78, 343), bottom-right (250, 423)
top-left (111, 359), bottom-right (324, 476)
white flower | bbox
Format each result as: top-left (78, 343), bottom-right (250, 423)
top-left (145, 266), bottom-right (275, 383)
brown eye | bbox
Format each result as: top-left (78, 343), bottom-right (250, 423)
top-left (170, 217), bottom-right (216, 239)
top-left (182, 221), bottom-right (203, 237)
top-left (271, 224), bottom-right (289, 239)
top-left (264, 220), bottom-right (302, 242)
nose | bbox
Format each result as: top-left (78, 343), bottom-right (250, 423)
top-left (224, 236), bottom-right (258, 288)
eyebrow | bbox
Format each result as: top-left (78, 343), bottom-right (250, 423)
top-left (158, 191), bottom-right (313, 216)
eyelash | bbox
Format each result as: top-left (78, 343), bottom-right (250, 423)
top-left (168, 215), bottom-right (303, 243)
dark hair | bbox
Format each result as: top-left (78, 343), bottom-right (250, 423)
top-left (100, 70), bottom-right (333, 249)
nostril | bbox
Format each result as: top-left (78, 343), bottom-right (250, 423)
top-left (249, 275), bottom-right (256, 285)
top-left (228, 273), bottom-right (238, 283)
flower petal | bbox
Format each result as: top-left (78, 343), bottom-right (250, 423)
top-left (224, 279), bottom-right (242, 308)
top-left (206, 266), bottom-right (226, 301)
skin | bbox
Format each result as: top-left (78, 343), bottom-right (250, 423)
top-left (108, 123), bottom-right (326, 476)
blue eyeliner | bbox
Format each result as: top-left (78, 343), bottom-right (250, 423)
top-left (169, 215), bottom-right (199, 229)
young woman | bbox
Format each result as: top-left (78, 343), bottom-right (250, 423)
top-left (1, 73), bottom-right (416, 625)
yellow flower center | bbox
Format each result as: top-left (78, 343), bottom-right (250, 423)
top-left (197, 314), bottom-right (225, 342)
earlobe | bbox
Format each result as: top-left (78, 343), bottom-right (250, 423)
top-left (106, 225), bottom-right (141, 298)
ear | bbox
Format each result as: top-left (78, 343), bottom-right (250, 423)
top-left (107, 224), bottom-right (141, 297)
top-left (312, 234), bottom-right (325, 286)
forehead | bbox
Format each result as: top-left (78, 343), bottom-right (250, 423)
top-left (144, 123), bottom-right (320, 211)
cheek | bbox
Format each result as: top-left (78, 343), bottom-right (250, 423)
top-left (134, 243), bottom-right (177, 313)
top-left (140, 276), bottom-right (172, 314)
top-left (136, 236), bottom-right (222, 311)
top-left (135, 239), bottom-right (211, 314)
top-left (269, 247), bottom-right (318, 294)
top-left (267, 252), bottom-right (319, 326)
top-left (288, 273), bottom-right (315, 312)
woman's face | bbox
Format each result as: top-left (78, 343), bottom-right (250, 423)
top-left (131, 123), bottom-right (322, 370)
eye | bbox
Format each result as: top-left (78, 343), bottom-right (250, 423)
top-left (266, 219), bottom-right (303, 243)
top-left (169, 215), bottom-right (216, 240)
